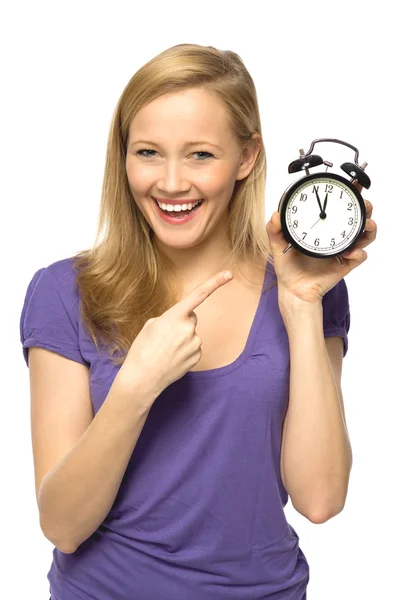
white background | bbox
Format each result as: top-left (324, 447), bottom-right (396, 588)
top-left (2, 1), bottom-right (398, 598)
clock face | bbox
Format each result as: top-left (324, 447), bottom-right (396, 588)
top-left (281, 173), bottom-right (365, 257)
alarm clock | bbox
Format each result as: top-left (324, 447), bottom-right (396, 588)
top-left (277, 138), bottom-right (371, 265)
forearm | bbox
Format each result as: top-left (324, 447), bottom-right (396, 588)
top-left (279, 295), bottom-right (352, 522)
top-left (38, 376), bottom-right (157, 553)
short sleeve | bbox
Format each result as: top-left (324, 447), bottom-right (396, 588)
top-left (322, 278), bottom-right (351, 357)
top-left (19, 266), bottom-right (88, 367)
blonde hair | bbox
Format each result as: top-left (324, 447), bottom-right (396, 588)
top-left (72, 43), bottom-right (277, 366)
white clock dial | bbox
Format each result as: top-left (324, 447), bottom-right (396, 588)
top-left (286, 177), bottom-right (362, 255)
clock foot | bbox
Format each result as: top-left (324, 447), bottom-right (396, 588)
top-left (283, 243), bottom-right (293, 254)
top-left (336, 255), bottom-right (344, 266)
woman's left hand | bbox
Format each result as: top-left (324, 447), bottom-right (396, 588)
top-left (266, 182), bottom-right (378, 305)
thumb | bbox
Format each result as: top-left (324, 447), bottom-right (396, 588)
top-left (266, 212), bottom-right (288, 255)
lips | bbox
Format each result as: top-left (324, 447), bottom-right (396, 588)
top-left (152, 197), bottom-right (203, 206)
top-left (153, 196), bottom-right (205, 223)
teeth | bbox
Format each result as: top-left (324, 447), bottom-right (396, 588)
top-left (156, 200), bottom-right (202, 212)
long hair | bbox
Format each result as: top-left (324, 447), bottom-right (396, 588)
top-left (71, 43), bottom-right (277, 366)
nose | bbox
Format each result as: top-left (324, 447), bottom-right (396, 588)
top-left (157, 159), bottom-right (191, 195)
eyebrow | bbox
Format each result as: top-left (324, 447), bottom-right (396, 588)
top-left (130, 140), bottom-right (223, 150)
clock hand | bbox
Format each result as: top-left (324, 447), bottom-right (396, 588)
top-left (315, 189), bottom-right (324, 213)
top-left (310, 217), bottom-right (321, 229)
top-left (311, 192), bottom-right (329, 229)
top-left (322, 192), bottom-right (328, 213)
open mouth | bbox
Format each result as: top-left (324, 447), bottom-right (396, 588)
top-left (153, 198), bottom-right (205, 221)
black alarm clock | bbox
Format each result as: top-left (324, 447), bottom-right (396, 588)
top-left (277, 138), bottom-right (371, 265)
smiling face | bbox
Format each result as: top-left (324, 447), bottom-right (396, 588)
top-left (125, 87), bottom-right (259, 275)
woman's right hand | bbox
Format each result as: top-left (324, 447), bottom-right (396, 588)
top-left (117, 270), bottom-right (234, 399)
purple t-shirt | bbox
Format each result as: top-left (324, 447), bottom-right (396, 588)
top-left (20, 256), bottom-right (350, 600)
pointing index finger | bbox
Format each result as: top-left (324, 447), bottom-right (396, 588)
top-left (179, 270), bottom-right (233, 315)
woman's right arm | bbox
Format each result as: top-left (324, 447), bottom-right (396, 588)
top-left (31, 348), bottom-right (158, 554)
top-left (31, 271), bottom-right (231, 554)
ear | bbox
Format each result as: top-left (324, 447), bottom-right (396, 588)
top-left (236, 134), bottom-right (263, 181)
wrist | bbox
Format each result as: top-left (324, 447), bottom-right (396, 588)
top-left (278, 292), bottom-right (322, 330)
top-left (115, 366), bottom-right (159, 408)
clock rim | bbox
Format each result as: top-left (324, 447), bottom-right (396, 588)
top-left (278, 171), bottom-right (366, 259)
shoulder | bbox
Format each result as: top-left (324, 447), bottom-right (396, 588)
top-left (41, 256), bottom-right (81, 304)
top-left (20, 256), bottom-right (87, 368)
top-left (44, 256), bottom-right (78, 287)
top-left (22, 255), bottom-right (82, 323)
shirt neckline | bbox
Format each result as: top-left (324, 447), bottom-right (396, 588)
top-left (183, 260), bottom-right (273, 381)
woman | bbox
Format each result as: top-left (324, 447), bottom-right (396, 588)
top-left (20, 43), bottom-right (377, 600)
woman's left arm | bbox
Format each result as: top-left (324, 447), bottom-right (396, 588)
top-left (279, 298), bottom-right (352, 525)
top-left (265, 183), bottom-right (377, 524)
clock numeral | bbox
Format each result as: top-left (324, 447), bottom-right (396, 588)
top-left (340, 191), bottom-right (344, 199)
top-left (325, 184), bottom-right (333, 193)
top-left (300, 193), bottom-right (307, 202)
top-left (348, 217), bottom-right (354, 226)
top-left (314, 238), bottom-right (320, 247)
top-left (312, 185), bottom-right (319, 194)
top-left (330, 238), bottom-right (336, 247)
top-left (292, 205), bottom-right (298, 213)
top-left (347, 202), bottom-right (353, 211)
top-left (302, 232), bottom-right (307, 240)
top-left (293, 220), bottom-right (298, 228)
top-left (341, 230), bottom-right (346, 239)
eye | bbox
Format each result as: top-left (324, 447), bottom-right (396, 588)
top-left (136, 149), bottom-right (214, 161)
top-left (136, 149), bottom-right (156, 158)
top-left (193, 152), bottom-right (214, 160)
